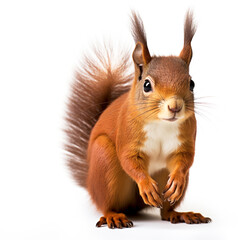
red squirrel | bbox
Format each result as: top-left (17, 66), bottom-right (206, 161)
top-left (65, 11), bottom-right (211, 228)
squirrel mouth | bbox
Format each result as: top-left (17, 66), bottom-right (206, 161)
top-left (164, 117), bottom-right (178, 122)
top-left (163, 113), bottom-right (178, 122)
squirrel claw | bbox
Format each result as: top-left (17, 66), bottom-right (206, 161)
top-left (169, 200), bottom-right (175, 206)
top-left (96, 213), bottom-right (133, 229)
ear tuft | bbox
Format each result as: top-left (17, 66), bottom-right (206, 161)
top-left (183, 10), bottom-right (197, 46)
top-left (179, 10), bottom-right (197, 66)
top-left (131, 11), bottom-right (148, 46)
top-left (131, 11), bottom-right (151, 65)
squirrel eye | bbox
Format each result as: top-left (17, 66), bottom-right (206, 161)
top-left (190, 79), bottom-right (195, 92)
top-left (143, 79), bottom-right (152, 93)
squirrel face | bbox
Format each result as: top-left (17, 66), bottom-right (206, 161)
top-left (130, 12), bottom-right (196, 124)
top-left (132, 56), bottom-right (194, 123)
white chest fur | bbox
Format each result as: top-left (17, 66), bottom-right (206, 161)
top-left (141, 120), bottom-right (181, 175)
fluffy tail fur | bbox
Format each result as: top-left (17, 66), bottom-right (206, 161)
top-left (65, 46), bottom-right (133, 188)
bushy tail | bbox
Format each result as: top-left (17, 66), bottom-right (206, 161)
top-left (65, 45), bottom-right (133, 188)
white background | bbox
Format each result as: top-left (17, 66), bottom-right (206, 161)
top-left (0, 0), bottom-right (239, 239)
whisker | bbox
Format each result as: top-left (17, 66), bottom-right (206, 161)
top-left (130, 106), bottom-right (160, 123)
top-left (185, 105), bottom-right (211, 120)
top-left (133, 102), bottom-right (159, 107)
top-left (133, 99), bottom-right (161, 105)
top-left (194, 96), bottom-right (214, 100)
top-left (184, 94), bottom-right (215, 120)
top-left (133, 104), bottom-right (159, 112)
top-left (145, 108), bottom-right (160, 120)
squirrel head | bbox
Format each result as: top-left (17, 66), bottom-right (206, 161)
top-left (130, 11), bottom-right (196, 123)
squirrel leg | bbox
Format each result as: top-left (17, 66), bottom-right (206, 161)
top-left (87, 135), bottom-right (136, 228)
top-left (96, 212), bottom-right (133, 229)
top-left (159, 171), bottom-right (211, 224)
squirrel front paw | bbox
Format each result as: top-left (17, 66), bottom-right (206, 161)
top-left (163, 172), bottom-right (186, 205)
top-left (138, 177), bottom-right (163, 208)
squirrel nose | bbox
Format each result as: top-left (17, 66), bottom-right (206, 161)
top-left (168, 105), bottom-right (182, 113)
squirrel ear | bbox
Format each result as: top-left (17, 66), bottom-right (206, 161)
top-left (179, 44), bottom-right (193, 66)
top-left (132, 42), bottom-right (151, 65)
top-left (179, 11), bottom-right (196, 66)
top-left (131, 12), bottom-right (151, 65)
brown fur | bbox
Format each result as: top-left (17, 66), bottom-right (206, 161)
top-left (65, 11), bottom-right (211, 228)
top-left (183, 11), bottom-right (197, 45)
top-left (131, 11), bottom-right (148, 46)
top-left (65, 47), bottom-right (133, 187)
top-left (180, 11), bottom-right (197, 65)
top-left (131, 12), bottom-right (151, 65)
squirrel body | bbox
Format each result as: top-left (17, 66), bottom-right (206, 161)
top-left (65, 11), bottom-right (211, 228)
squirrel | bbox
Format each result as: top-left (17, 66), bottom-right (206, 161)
top-left (65, 11), bottom-right (211, 228)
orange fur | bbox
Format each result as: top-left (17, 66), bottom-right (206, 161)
top-left (65, 11), bottom-right (211, 228)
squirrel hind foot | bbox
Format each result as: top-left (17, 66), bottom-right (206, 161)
top-left (96, 212), bottom-right (133, 229)
top-left (162, 210), bottom-right (211, 224)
